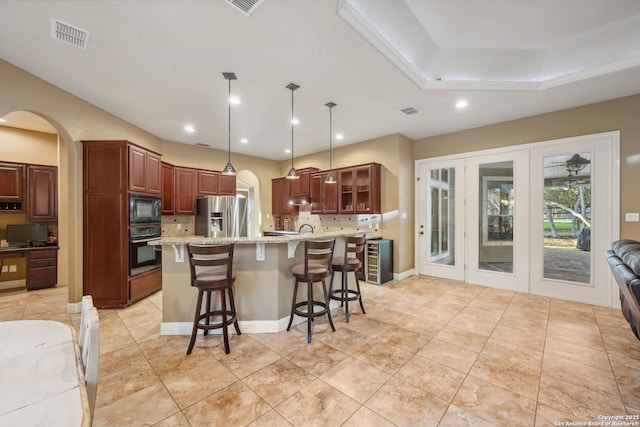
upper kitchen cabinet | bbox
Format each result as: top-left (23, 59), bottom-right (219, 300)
top-left (290, 167), bottom-right (318, 198)
top-left (197, 169), bottom-right (219, 196)
top-left (0, 162), bottom-right (25, 210)
top-left (27, 165), bottom-right (57, 221)
top-left (174, 166), bottom-right (197, 214)
top-left (310, 171), bottom-right (338, 214)
top-left (338, 163), bottom-right (381, 214)
top-left (161, 162), bottom-right (175, 215)
top-left (128, 145), bottom-right (162, 195)
top-left (218, 173), bottom-right (236, 195)
top-left (272, 177), bottom-right (293, 215)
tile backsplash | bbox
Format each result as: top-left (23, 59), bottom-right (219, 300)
top-left (161, 215), bottom-right (195, 237)
top-left (272, 206), bottom-right (381, 234)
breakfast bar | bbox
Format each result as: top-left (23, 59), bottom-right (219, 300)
top-left (152, 230), bottom-right (375, 335)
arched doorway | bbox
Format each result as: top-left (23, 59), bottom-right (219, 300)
top-left (0, 110), bottom-right (83, 310)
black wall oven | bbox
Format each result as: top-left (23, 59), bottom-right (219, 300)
top-left (129, 225), bottom-right (161, 276)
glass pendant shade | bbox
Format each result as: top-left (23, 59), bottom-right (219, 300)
top-left (325, 171), bottom-right (336, 184)
top-left (222, 72), bottom-right (237, 176)
top-left (222, 161), bottom-right (237, 175)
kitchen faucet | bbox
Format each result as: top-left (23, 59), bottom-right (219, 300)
top-left (298, 223), bottom-right (314, 233)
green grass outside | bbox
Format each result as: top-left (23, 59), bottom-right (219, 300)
top-left (543, 219), bottom-right (574, 231)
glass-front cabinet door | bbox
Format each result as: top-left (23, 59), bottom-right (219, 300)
top-left (338, 164), bottom-right (380, 214)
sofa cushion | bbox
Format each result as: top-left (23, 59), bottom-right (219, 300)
top-left (612, 240), bottom-right (640, 277)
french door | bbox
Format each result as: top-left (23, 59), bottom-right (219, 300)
top-left (416, 132), bottom-right (619, 306)
top-left (416, 159), bottom-right (465, 281)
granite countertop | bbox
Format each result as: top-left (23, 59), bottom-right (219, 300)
top-left (150, 230), bottom-right (380, 245)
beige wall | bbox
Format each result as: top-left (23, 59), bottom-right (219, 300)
top-left (413, 94), bottom-right (640, 241)
top-left (290, 133), bottom-right (415, 275)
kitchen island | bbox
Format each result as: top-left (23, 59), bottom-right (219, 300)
top-left (151, 230), bottom-right (377, 335)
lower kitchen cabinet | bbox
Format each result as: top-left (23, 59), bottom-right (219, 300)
top-left (129, 268), bottom-right (161, 302)
top-left (27, 247), bottom-right (58, 290)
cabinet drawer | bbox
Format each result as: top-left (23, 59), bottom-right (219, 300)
top-left (29, 258), bottom-right (56, 268)
top-left (129, 268), bottom-right (161, 301)
top-left (29, 249), bottom-right (57, 259)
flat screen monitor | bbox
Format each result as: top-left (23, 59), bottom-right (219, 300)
top-left (6, 224), bottom-right (49, 244)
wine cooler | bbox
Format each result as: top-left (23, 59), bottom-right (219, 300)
top-left (365, 239), bottom-right (393, 284)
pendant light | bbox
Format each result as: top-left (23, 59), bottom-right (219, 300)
top-left (285, 82), bottom-right (300, 180)
top-left (222, 72), bottom-right (237, 176)
top-left (324, 102), bottom-right (337, 184)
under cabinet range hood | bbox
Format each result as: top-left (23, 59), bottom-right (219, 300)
top-left (288, 195), bottom-right (311, 206)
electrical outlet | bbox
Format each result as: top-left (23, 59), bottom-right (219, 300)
top-left (9, 265), bottom-right (17, 273)
top-left (1, 265), bottom-right (7, 273)
top-left (625, 212), bottom-right (640, 222)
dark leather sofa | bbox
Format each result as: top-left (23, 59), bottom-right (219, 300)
top-left (606, 239), bottom-right (640, 340)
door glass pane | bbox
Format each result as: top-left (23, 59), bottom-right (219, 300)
top-left (479, 161), bottom-right (514, 273)
top-left (542, 152), bottom-right (591, 283)
top-left (428, 167), bottom-right (455, 265)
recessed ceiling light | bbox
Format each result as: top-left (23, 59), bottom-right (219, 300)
top-left (230, 96), bottom-right (240, 104)
top-left (291, 118), bottom-right (299, 125)
top-left (336, 133), bottom-right (344, 140)
top-left (285, 148), bottom-right (291, 153)
top-left (0, 118), bottom-right (6, 123)
top-left (184, 124), bottom-right (195, 133)
top-left (240, 138), bottom-right (248, 144)
top-left (456, 100), bottom-right (469, 109)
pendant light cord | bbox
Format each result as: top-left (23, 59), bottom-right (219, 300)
top-left (228, 78), bottom-right (232, 164)
top-left (290, 87), bottom-right (295, 169)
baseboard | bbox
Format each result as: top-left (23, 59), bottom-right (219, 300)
top-left (67, 301), bottom-right (82, 314)
top-left (394, 269), bottom-right (415, 281)
top-left (160, 300), bottom-right (342, 335)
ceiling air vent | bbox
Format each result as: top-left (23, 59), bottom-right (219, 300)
top-left (50, 18), bottom-right (90, 49)
top-left (401, 107), bottom-right (418, 115)
top-left (196, 143), bottom-right (211, 147)
top-left (226, 0), bottom-right (264, 16)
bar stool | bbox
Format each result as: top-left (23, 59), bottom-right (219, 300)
top-left (329, 235), bottom-right (366, 322)
top-left (186, 243), bottom-right (240, 355)
top-left (287, 239), bottom-right (336, 343)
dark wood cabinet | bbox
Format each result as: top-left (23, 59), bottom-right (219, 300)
top-left (82, 140), bottom-right (161, 308)
top-left (197, 169), bottom-right (219, 195)
top-left (218, 173), bottom-right (237, 195)
top-left (0, 162), bottom-right (25, 211)
top-left (128, 146), bottom-right (161, 195)
top-left (161, 162), bottom-right (175, 215)
top-left (338, 163), bottom-right (381, 214)
top-left (27, 248), bottom-right (58, 290)
top-left (272, 177), bottom-right (293, 215)
top-left (290, 167), bottom-right (318, 198)
top-left (27, 165), bottom-right (57, 221)
top-left (310, 171), bottom-right (338, 214)
top-left (174, 167), bottom-right (197, 214)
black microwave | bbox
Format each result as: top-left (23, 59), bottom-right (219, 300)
top-left (130, 194), bottom-right (161, 224)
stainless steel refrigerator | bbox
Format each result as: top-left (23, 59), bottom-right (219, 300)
top-left (195, 195), bottom-right (247, 238)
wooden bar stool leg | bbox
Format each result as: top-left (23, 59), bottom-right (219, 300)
top-left (221, 290), bottom-right (230, 354)
top-left (342, 271), bottom-right (350, 322)
top-left (228, 285), bottom-right (241, 335)
top-left (287, 279), bottom-right (299, 331)
top-left (187, 289), bottom-right (204, 355)
top-left (354, 272), bottom-right (366, 314)
top-left (307, 280), bottom-right (313, 343)
top-left (204, 291), bottom-right (211, 335)
top-left (322, 278), bottom-right (336, 332)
